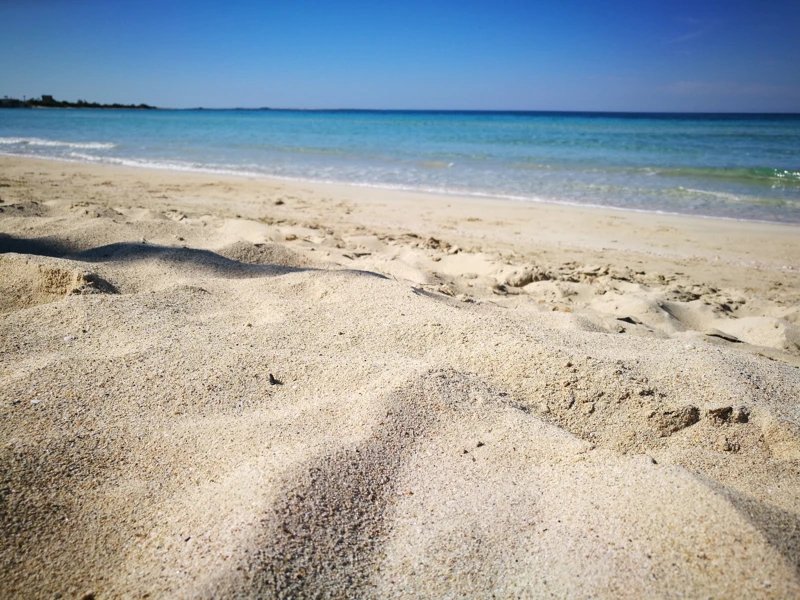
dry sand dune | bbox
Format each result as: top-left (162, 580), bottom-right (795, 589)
top-left (1, 157), bottom-right (800, 598)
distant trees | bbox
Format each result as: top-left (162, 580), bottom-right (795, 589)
top-left (27, 96), bottom-right (156, 109)
top-left (0, 97), bottom-right (29, 108)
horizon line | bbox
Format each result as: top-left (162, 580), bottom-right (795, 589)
top-left (5, 100), bottom-right (799, 115)
top-left (163, 107), bottom-right (800, 115)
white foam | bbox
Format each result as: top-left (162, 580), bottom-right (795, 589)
top-left (67, 152), bottom-right (269, 176)
top-left (0, 137), bottom-right (116, 150)
top-left (678, 187), bottom-right (746, 203)
top-left (2, 150), bottom-right (795, 227)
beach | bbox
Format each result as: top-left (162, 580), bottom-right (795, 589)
top-left (2, 154), bottom-right (800, 597)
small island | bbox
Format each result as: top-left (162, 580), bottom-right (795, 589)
top-left (0, 94), bottom-right (156, 109)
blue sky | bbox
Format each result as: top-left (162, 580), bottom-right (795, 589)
top-left (1, 0), bottom-right (799, 111)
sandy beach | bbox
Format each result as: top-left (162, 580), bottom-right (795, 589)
top-left (2, 155), bottom-right (800, 598)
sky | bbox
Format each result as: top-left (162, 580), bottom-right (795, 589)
top-left (1, 0), bottom-right (799, 112)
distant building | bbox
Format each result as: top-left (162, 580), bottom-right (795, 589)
top-left (41, 95), bottom-right (55, 103)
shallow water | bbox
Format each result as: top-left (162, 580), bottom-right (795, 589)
top-left (2, 109), bottom-right (799, 223)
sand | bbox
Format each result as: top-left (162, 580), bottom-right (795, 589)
top-left (1, 155), bottom-right (799, 599)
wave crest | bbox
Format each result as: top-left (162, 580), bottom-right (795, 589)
top-left (659, 165), bottom-right (800, 186)
top-left (0, 137), bottom-right (116, 150)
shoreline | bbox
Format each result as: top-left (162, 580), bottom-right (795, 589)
top-left (4, 151), bottom-right (800, 231)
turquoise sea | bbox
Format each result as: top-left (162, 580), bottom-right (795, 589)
top-left (1, 109), bottom-right (799, 223)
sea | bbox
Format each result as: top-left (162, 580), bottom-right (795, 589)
top-left (1, 108), bottom-right (799, 224)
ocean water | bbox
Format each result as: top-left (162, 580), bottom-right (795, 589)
top-left (1, 108), bottom-right (799, 223)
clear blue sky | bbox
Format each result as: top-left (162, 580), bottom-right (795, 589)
top-left (2, 0), bottom-right (799, 112)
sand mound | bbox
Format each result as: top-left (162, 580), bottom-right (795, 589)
top-left (0, 253), bottom-right (116, 313)
top-left (2, 157), bottom-right (800, 598)
top-left (715, 316), bottom-right (800, 354)
top-left (3, 263), bottom-right (799, 598)
top-left (216, 240), bottom-right (315, 268)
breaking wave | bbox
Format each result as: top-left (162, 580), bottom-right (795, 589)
top-left (0, 137), bottom-right (116, 150)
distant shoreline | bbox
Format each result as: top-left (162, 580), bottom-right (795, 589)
top-left (29, 105), bottom-right (156, 110)
top-left (2, 103), bottom-right (799, 117)
top-left (0, 96), bottom-right (156, 110)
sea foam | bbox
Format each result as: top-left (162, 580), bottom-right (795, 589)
top-left (0, 137), bottom-right (116, 150)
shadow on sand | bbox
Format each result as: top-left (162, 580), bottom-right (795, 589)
top-left (0, 235), bottom-right (388, 281)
